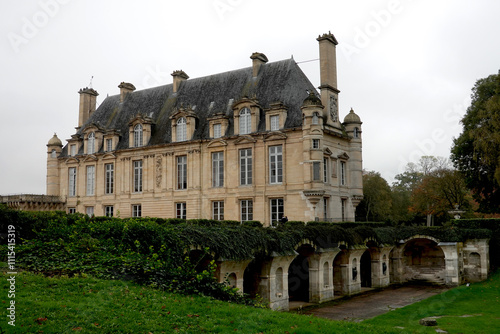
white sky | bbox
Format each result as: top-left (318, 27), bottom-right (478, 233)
top-left (1, 0), bottom-right (499, 194)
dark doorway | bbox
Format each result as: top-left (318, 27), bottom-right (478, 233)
top-left (288, 244), bottom-right (314, 302)
top-left (243, 258), bottom-right (262, 298)
top-left (360, 250), bottom-right (372, 287)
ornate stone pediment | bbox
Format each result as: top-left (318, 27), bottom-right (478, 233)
top-left (82, 155), bottom-right (98, 162)
top-left (234, 135), bottom-right (257, 145)
top-left (323, 147), bottom-right (333, 156)
top-left (263, 132), bottom-right (287, 142)
top-left (65, 157), bottom-right (79, 164)
top-left (102, 153), bottom-right (117, 160)
top-left (207, 139), bottom-right (228, 148)
top-left (337, 152), bottom-right (350, 160)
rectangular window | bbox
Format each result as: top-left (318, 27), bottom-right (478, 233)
top-left (70, 144), bottom-right (76, 156)
top-left (132, 204), bottom-right (142, 217)
top-left (323, 158), bottom-right (328, 183)
top-left (212, 201), bottom-right (224, 220)
top-left (85, 206), bottom-right (94, 216)
top-left (176, 202), bottom-right (186, 219)
top-left (240, 148), bottom-right (252, 186)
top-left (270, 115), bottom-right (279, 131)
top-left (212, 152), bottom-right (224, 187)
top-left (106, 138), bottom-right (113, 152)
top-left (340, 161), bottom-right (346, 186)
top-left (68, 167), bottom-right (77, 197)
top-left (313, 161), bottom-right (321, 181)
top-left (105, 206), bottom-right (114, 217)
top-left (312, 139), bottom-right (320, 149)
top-left (68, 207), bottom-right (76, 214)
top-left (269, 145), bottom-right (283, 184)
top-left (177, 156), bottom-right (187, 189)
top-left (341, 198), bottom-right (346, 221)
top-left (105, 163), bottom-right (114, 194)
top-left (323, 197), bottom-right (328, 220)
top-left (86, 165), bottom-right (95, 196)
top-left (133, 160), bottom-right (143, 193)
top-left (213, 123), bottom-right (222, 138)
top-left (270, 198), bottom-right (284, 225)
top-left (240, 199), bottom-right (253, 222)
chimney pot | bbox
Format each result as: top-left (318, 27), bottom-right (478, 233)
top-left (171, 70), bottom-right (189, 93)
top-left (250, 52), bottom-right (268, 77)
top-left (118, 82), bottom-right (136, 102)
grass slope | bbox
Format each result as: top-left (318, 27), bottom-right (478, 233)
top-left (0, 272), bottom-right (397, 334)
top-left (364, 271), bottom-right (500, 333)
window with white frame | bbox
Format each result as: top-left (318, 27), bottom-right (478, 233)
top-left (134, 124), bottom-right (143, 147)
top-left (176, 202), bottom-right (186, 219)
top-left (340, 161), bottom-right (347, 186)
top-left (70, 144), bottom-right (76, 156)
top-left (133, 160), bottom-right (143, 193)
top-left (323, 158), bottom-right (328, 183)
top-left (68, 167), bottom-right (77, 197)
top-left (212, 201), bottom-right (224, 220)
top-left (270, 198), bottom-right (284, 225)
top-left (105, 163), bottom-right (114, 194)
top-left (270, 115), bottom-right (279, 131)
top-left (132, 204), bottom-right (142, 217)
top-left (176, 117), bottom-right (187, 141)
top-left (212, 152), bottom-right (224, 187)
top-left (177, 156), bottom-right (187, 189)
top-left (105, 206), bottom-right (113, 217)
top-left (313, 161), bottom-right (321, 181)
top-left (85, 206), bottom-right (94, 216)
top-left (269, 145), bottom-right (283, 184)
top-left (240, 199), bottom-right (253, 222)
top-left (68, 207), bottom-right (76, 214)
top-left (312, 139), bottom-right (320, 149)
top-left (213, 123), bottom-right (222, 138)
top-left (239, 148), bottom-right (252, 186)
top-left (106, 138), bottom-right (113, 152)
top-left (86, 165), bottom-right (95, 196)
top-left (239, 108), bottom-right (251, 134)
top-left (87, 132), bottom-right (95, 154)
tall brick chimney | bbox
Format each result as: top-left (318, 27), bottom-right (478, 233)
top-left (118, 82), bottom-right (136, 103)
top-left (78, 87), bottom-right (99, 128)
top-left (317, 32), bottom-right (340, 126)
top-left (172, 70), bottom-right (189, 93)
top-left (250, 52), bottom-right (268, 77)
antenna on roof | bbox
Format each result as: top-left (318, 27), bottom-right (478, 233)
top-left (89, 76), bottom-right (94, 88)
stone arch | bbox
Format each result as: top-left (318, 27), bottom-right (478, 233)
top-left (332, 249), bottom-right (349, 295)
top-left (226, 272), bottom-right (237, 288)
top-left (323, 261), bottom-right (330, 288)
top-left (382, 254), bottom-right (388, 276)
top-left (243, 258), bottom-right (262, 298)
top-left (275, 267), bottom-right (284, 297)
top-left (288, 244), bottom-right (314, 302)
top-left (402, 238), bottom-right (445, 284)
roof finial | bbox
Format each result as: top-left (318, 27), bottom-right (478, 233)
top-left (89, 76), bottom-right (94, 88)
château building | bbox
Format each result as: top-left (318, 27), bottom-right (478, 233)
top-left (46, 32), bottom-right (363, 226)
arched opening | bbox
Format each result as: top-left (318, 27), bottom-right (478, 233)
top-left (226, 273), bottom-right (237, 288)
top-left (288, 244), bottom-right (314, 302)
top-left (403, 238), bottom-right (445, 284)
top-left (187, 249), bottom-right (213, 274)
top-left (332, 249), bottom-right (349, 296)
top-left (275, 267), bottom-right (284, 297)
top-left (382, 254), bottom-right (388, 276)
top-left (360, 250), bottom-right (372, 287)
top-left (243, 258), bottom-right (262, 299)
top-left (323, 261), bottom-right (330, 288)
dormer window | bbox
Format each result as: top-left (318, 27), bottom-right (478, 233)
top-left (87, 132), bottom-right (95, 154)
top-left (176, 117), bottom-right (187, 142)
top-left (134, 124), bottom-right (143, 147)
top-left (70, 144), bottom-right (76, 156)
top-left (239, 108), bottom-right (251, 135)
top-left (213, 123), bottom-right (222, 138)
top-left (106, 138), bottom-right (113, 152)
top-left (270, 115), bottom-right (279, 131)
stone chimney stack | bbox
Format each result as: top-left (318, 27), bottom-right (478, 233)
top-left (118, 82), bottom-right (136, 103)
top-left (317, 31), bottom-right (340, 127)
top-left (78, 87), bottom-right (99, 128)
top-left (171, 70), bottom-right (189, 93)
top-left (250, 52), bottom-right (268, 77)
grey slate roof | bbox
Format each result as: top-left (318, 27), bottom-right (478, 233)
top-left (70, 58), bottom-right (318, 154)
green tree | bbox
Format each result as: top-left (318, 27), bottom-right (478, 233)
top-left (451, 71), bottom-right (500, 213)
top-left (356, 171), bottom-right (392, 222)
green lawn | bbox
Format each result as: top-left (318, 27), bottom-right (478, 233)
top-left (2, 271), bottom-right (499, 333)
top-left (0, 272), bottom-right (396, 334)
top-left (364, 271), bottom-right (500, 333)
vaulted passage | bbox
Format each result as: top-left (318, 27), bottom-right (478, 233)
top-left (360, 250), bottom-right (372, 288)
top-left (243, 259), bottom-right (262, 298)
top-left (403, 238), bottom-right (445, 284)
top-left (288, 244), bottom-right (314, 302)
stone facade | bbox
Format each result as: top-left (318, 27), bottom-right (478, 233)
top-left (46, 32), bottom-right (363, 226)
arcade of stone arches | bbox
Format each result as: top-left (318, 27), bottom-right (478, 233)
top-left (190, 235), bottom-right (489, 310)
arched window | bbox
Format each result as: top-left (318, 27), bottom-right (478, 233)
top-left (134, 124), bottom-right (143, 147)
top-left (176, 117), bottom-right (187, 142)
top-left (87, 132), bottom-right (95, 154)
top-left (239, 108), bottom-right (251, 135)
top-left (312, 112), bottom-right (319, 125)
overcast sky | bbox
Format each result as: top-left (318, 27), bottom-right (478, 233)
top-left (1, 0), bottom-right (499, 195)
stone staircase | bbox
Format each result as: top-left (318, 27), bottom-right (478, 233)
top-left (409, 267), bottom-right (445, 285)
